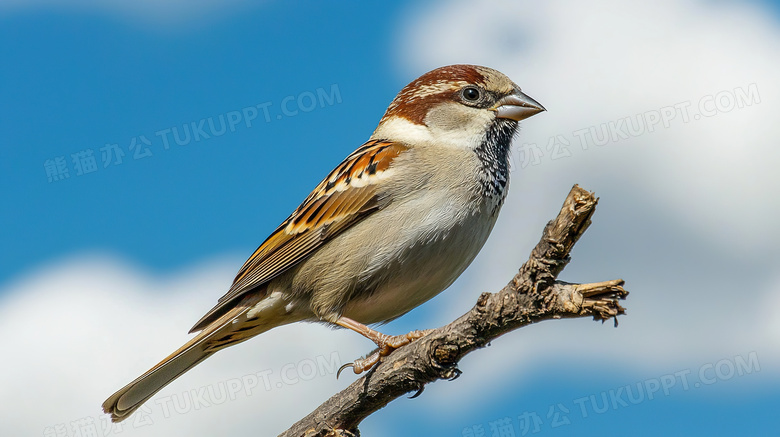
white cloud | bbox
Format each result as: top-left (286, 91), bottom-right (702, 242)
top-left (0, 254), bottom-right (372, 437)
top-left (398, 0), bottom-right (780, 256)
top-left (392, 0), bottom-right (780, 412)
top-left (0, 0), bottom-right (257, 28)
top-left (2, 252), bottom-right (776, 435)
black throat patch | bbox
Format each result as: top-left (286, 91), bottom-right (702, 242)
top-left (474, 119), bottom-right (518, 210)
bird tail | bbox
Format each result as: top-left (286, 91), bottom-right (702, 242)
top-left (102, 305), bottom-right (260, 422)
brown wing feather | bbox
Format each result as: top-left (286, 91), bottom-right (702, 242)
top-left (189, 140), bottom-right (408, 333)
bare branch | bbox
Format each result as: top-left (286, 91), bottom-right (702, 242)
top-left (279, 184), bottom-right (628, 437)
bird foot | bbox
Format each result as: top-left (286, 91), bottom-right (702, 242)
top-left (376, 329), bottom-right (433, 350)
top-left (338, 329), bottom-right (433, 376)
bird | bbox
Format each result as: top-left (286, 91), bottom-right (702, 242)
top-left (102, 64), bottom-right (545, 422)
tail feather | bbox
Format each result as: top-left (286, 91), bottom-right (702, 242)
top-left (104, 346), bottom-right (212, 421)
top-left (102, 306), bottom-right (252, 422)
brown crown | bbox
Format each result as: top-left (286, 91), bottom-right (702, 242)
top-left (380, 64), bottom-right (492, 125)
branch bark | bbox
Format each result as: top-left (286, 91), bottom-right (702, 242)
top-left (279, 184), bottom-right (628, 437)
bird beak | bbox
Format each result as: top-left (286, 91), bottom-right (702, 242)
top-left (492, 90), bottom-right (546, 121)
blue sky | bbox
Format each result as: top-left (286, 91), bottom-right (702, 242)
top-left (0, 1), bottom-right (414, 283)
top-left (2, 1), bottom-right (779, 436)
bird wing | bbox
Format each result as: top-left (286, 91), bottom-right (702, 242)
top-left (189, 140), bottom-right (409, 332)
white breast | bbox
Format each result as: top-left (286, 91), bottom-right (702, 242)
top-left (290, 143), bottom-right (508, 325)
top-left (340, 190), bottom-right (500, 324)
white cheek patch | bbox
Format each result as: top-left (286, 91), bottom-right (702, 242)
top-left (374, 110), bottom-right (492, 152)
top-left (373, 117), bottom-right (434, 144)
top-left (424, 104), bottom-right (494, 150)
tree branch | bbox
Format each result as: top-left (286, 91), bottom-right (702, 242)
top-left (279, 184), bottom-right (628, 437)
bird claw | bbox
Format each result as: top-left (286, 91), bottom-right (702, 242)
top-left (409, 385), bottom-right (425, 399)
top-left (336, 329), bottom-right (435, 377)
top-left (336, 362), bottom-right (354, 379)
top-left (444, 367), bottom-right (462, 381)
top-left (337, 350), bottom-right (382, 377)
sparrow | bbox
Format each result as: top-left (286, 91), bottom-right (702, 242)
top-left (102, 64), bottom-right (545, 422)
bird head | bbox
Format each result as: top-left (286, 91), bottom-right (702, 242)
top-left (372, 64), bottom-right (545, 151)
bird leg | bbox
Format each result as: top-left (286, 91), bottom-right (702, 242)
top-left (335, 317), bottom-right (432, 375)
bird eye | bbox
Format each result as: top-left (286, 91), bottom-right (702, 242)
top-left (461, 86), bottom-right (482, 102)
